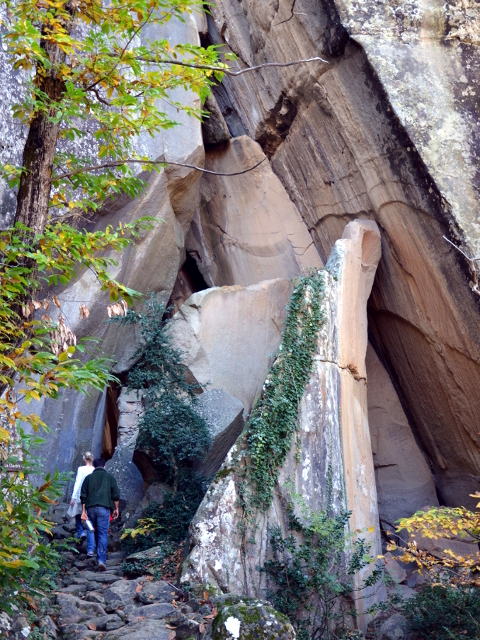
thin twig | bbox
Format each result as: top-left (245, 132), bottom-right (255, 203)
top-left (53, 157), bottom-right (266, 181)
top-left (133, 55), bottom-right (329, 76)
top-left (443, 235), bottom-right (480, 297)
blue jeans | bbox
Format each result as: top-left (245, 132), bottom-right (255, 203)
top-left (87, 506), bottom-right (110, 564)
top-left (75, 514), bottom-right (95, 554)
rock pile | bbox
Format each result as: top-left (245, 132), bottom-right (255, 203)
top-left (34, 548), bottom-right (219, 639)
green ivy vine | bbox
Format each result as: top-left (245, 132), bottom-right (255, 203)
top-left (238, 270), bottom-right (326, 516)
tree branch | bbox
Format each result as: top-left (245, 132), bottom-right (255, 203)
top-left (133, 56), bottom-right (329, 76)
top-left (53, 157), bottom-right (267, 181)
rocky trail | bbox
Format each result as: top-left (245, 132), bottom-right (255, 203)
top-left (2, 502), bottom-right (297, 640)
top-left (10, 503), bottom-right (220, 640)
top-left (51, 550), bottom-right (212, 640)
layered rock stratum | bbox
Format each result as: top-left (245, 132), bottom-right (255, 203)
top-left (204, 0), bottom-right (480, 508)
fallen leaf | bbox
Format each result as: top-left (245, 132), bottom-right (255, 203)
top-left (172, 600), bottom-right (178, 609)
top-left (53, 295), bottom-right (61, 308)
top-left (203, 614), bottom-right (215, 620)
top-left (166, 624), bottom-right (176, 629)
top-left (87, 623), bottom-right (96, 630)
top-left (149, 594), bottom-right (153, 599)
top-left (199, 623), bottom-right (205, 633)
top-left (168, 632), bottom-right (176, 640)
top-left (135, 584), bottom-right (143, 593)
top-left (212, 606), bottom-right (217, 616)
top-left (204, 590), bottom-right (208, 601)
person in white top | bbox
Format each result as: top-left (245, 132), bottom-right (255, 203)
top-left (67, 451), bottom-right (95, 554)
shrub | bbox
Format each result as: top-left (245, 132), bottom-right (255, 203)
top-left (403, 584), bottom-right (480, 639)
top-left (262, 496), bottom-right (382, 640)
top-left (0, 432), bottom-right (69, 613)
top-left (116, 295), bottom-right (212, 576)
top-left (121, 471), bottom-right (209, 578)
top-left (112, 293), bottom-right (211, 490)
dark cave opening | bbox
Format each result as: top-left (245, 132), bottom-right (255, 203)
top-left (101, 382), bottom-right (120, 461)
top-left (165, 252), bottom-right (209, 317)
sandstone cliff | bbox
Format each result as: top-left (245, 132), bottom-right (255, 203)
top-left (4, 0), bottom-right (479, 594)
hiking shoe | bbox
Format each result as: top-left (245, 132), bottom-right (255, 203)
top-left (87, 551), bottom-right (95, 557)
top-left (97, 561), bottom-right (107, 572)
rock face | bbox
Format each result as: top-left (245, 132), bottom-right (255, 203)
top-left (182, 220), bottom-right (385, 629)
top-left (193, 389), bottom-right (245, 478)
top-left (205, 0), bottom-right (480, 508)
top-left (366, 346), bottom-right (439, 529)
top-left (11, 11), bottom-right (206, 489)
top-left (187, 136), bottom-right (323, 287)
top-left (169, 278), bottom-right (293, 413)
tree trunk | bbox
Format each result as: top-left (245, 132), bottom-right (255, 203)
top-left (14, 22), bottom-right (71, 235)
top-left (14, 113), bottom-right (61, 235)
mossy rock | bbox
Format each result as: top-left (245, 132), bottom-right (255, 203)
top-left (212, 595), bottom-right (295, 639)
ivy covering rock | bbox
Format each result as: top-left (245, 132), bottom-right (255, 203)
top-left (238, 271), bottom-right (326, 517)
top-left (113, 294), bottom-right (211, 575)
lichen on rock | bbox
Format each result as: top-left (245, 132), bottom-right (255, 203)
top-left (212, 596), bottom-right (296, 640)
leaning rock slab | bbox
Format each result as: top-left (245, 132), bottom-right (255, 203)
top-left (182, 220), bottom-right (385, 630)
top-left (105, 444), bottom-right (144, 506)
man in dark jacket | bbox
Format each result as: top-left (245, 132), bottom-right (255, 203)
top-left (81, 458), bottom-right (120, 571)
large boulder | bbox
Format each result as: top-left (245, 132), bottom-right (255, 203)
top-left (182, 220), bottom-right (385, 629)
top-left (212, 596), bottom-right (295, 640)
top-left (169, 278), bottom-right (293, 413)
top-left (105, 389), bottom-right (144, 506)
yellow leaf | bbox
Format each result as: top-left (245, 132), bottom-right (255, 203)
top-left (368, 526), bottom-right (375, 533)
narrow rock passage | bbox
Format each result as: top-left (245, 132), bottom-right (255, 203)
top-left (47, 504), bottom-right (215, 640)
